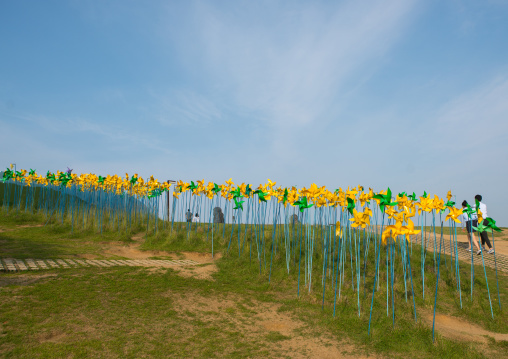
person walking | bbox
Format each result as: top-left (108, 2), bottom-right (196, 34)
top-left (474, 194), bottom-right (494, 254)
top-left (185, 209), bottom-right (193, 223)
top-left (192, 213), bottom-right (200, 223)
top-left (460, 200), bottom-right (481, 254)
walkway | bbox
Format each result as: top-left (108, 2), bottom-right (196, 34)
top-left (409, 234), bottom-right (508, 273)
top-left (0, 258), bottom-right (199, 272)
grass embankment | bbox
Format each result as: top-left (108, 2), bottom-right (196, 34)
top-left (1, 210), bottom-right (508, 358)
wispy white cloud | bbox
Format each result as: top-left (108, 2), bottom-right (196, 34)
top-left (433, 74), bottom-right (508, 153)
top-left (155, 0), bottom-right (421, 165)
top-left (179, 0), bottom-right (419, 129)
top-left (150, 89), bottom-right (222, 126)
top-left (410, 73), bottom-right (508, 225)
top-left (0, 111), bottom-right (173, 155)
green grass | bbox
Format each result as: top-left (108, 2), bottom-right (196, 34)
top-left (0, 211), bottom-right (135, 259)
top-left (1, 208), bottom-right (508, 358)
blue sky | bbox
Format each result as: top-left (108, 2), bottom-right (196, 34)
top-left (1, 0), bottom-right (507, 224)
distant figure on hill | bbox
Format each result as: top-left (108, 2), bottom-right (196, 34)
top-left (192, 213), bottom-right (200, 223)
top-left (460, 200), bottom-right (481, 253)
top-left (474, 194), bottom-right (494, 254)
top-left (185, 209), bottom-right (193, 223)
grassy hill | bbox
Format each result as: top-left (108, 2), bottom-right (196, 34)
top-left (1, 208), bottom-right (507, 358)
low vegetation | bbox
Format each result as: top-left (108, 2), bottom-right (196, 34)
top-left (1, 209), bottom-right (507, 358)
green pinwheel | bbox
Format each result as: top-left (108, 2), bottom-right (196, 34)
top-left (398, 191), bottom-right (407, 198)
top-left (46, 171), bottom-right (56, 184)
top-left (233, 197), bottom-right (245, 210)
top-left (475, 199), bottom-right (482, 215)
top-left (408, 192), bottom-right (417, 202)
top-left (472, 222), bottom-right (488, 233)
top-left (484, 217), bottom-right (502, 232)
top-left (58, 172), bottom-right (71, 186)
top-left (212, 183), bottom-right (221, 194)
top-left (462, 204), bottom-right (474, 218)
top-left (282, 188), bottom-right (289, 205)
top-left (230, 187), bottom-right (242, 199)
top-left (294, 196), bottom-right (313, 213)
top-left (188, 181), bottom-right (198, 192)
top-left (130, 175), bottom-right (138, 185)
top-left (441, 198), bottom-right (456, 214)
top-left (245, 184), bottom-right (253, 197)
top-left (15, 171), bottom-right (24, 181)
top-left (98, 176), bottom-right (105, 185)
top-left (29, 169), bottom-right (36, 176)
top-left (444, 200), bottom-right (456, 208)
top-left (1, 169), bottom-right (13, 182)
top-left (254, 189), bottom-right (268, 202)
top-left (148, 188), bottom-right (163, 198)
top-left (422, 191), bottom-right (428, 198)
top-left (372, 187), bottom-right (398, 212)
top-left (230, 187), bottom-right (247, 210)
top-left (346, 197), bottom-right (355, 215)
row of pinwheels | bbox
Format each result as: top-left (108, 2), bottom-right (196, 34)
top-left (1, 166), bottom-right (504, 340)
top-left (1, 167), bottom-right (169, 198)
top-left (2, 167), bottom-right (502, 241)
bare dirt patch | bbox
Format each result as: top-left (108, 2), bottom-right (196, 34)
top-left (181, 251), bottom-right (222, 263)
top-left (423, 312), bottom-right (508, 343)
top-left (0, 273), bottom-right (58, 287)
top-left (97, 236), bottom-right (222, 280)
top-left (171, 263), bottom-right (218, 281)
top-left (36, 330), bottom-right (68, 344)
top-left (170, 291), bottom-right (369, 358)
top-left (16, 224), bottom-right (44, 229)
top-left (103, 245), bottom-right (177, 260)
top-left (75, 253), bottom-right (98, 259)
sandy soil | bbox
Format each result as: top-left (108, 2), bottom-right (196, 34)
top-left (96, 235), bottom-right (222, 281)
top-left (0, 273), bottom-right (58, 287)
top-left (422, 312), bottom-right (508, 343)
top-left (170, 291), bottom-right (374, 358)
top-left (102, 244), bottom-right (177, 260)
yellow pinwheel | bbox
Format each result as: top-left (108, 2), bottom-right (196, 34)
top-left (432, 195), bottom-right (445, 212)
top-left (382, 221), bottom-right (407, 245)
top-left (417, 196), bottom-right (433, 214)
top-left (335, 221), bottom-right (343, 237)
top-left (350, 209), bottom-right (368, 229)
top-left (406, 219), bottom-right (420, 236)
top-left (445, 207), bottom-right (462, 224)
top-left (384, 206), bottom-right (397, 219)
top-left (477, 209), bottom-right (483, 224)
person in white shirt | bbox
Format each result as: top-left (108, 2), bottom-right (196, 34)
top-left (192, 213), bottom-right (200, 223)
top-left (460, 200), bottom-right (481, 253)
top-left (474, 194), bottom-right (494, 254)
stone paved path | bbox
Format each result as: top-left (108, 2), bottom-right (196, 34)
top-left (0, 258), bottom-right (199, 272)
top-left (409, 234), bottom-right (508, 273)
